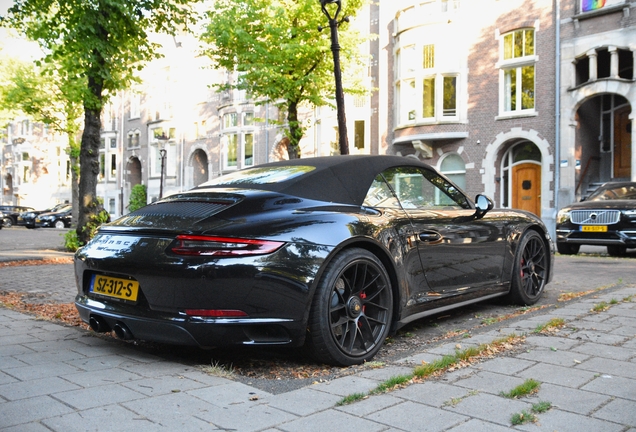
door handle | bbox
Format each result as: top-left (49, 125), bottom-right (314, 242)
top-left (419, 232), bottom-right (442, 242)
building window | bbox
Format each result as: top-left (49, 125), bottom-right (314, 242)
top-left (396, 42), bottom-right (460, 124)
top-left (130, 92), bottom-right (141, 119)
top-left (500, 28), bottom-right (535, 115)
top-left (244, 112), bottom-right (254, 126)
top-left (439, 153), bottom-right (466, 191)
top-left (110, 154), bottom-right (117, 179)
top-left (223, 134), bottom-right (238, 170)
top-left (244, 133), bottom-right (254, 167)
top-left (223, 113), bottom-right (238, 129)
top-left (354, 120), bottom-right (365, 150)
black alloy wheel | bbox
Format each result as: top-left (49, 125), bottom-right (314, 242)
top-left (508, 230), bottom-right (548, 305)
top-left (306, 248), bottom-right (393, 366)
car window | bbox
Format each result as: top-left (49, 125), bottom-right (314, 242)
top-left (588, 184), bottom-right (636, 201)
top-left (364, 167), bottom-right (469, 210)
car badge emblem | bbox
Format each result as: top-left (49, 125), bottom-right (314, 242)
top-left (590, 213), bottom-right (597, 221)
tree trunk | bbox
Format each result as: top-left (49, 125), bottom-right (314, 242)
top-left (77, 100), bottom-right (102, 245)
top-left (286, 100), bottom-right (303, 159)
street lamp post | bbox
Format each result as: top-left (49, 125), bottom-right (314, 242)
top-left (159, 148), bottom-right (167, 199)
top-left (319, 0), bottom-right (349, 155)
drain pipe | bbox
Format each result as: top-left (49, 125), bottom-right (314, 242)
top-left (553, 0), bottom-right (561, 240)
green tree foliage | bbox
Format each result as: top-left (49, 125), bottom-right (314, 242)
top-left (0, 57), bottom-right (83, 222)
top-left (1, 0), bottom-right (200, 245)
top-left (128, 184), bottom-right (148, 212)
top-left (201, 0), bottom-right (368, 159)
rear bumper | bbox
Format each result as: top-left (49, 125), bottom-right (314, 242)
top-left (75, 296), bottom-right (305, 348)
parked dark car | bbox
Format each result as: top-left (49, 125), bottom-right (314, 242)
top-left (556, 181), bottom-right (636, 256)
top-left (35, 205), bottom-right (72, 229)
top-left (18, 203), bottom-right (70, 229)
top-left (0, 205), bottom-right (35, 228)
top-left (75, 155), bottom-right (554, 366)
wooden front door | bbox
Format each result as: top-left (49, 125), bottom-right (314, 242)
top-left (614, 106), bottom-right (632, 179)
top-left (512, 163), bottom-right (541, 217)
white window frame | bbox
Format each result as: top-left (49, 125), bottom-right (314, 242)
top-left (498, 28), bottom-right (537, 117)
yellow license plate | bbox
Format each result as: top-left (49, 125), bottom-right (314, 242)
top-left (90, 274), bottom-right (139, 302)
top-left (581, 225), bottom-right (607, 232)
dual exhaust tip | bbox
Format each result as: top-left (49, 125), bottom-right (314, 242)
top-left (89, 315), bottom-right (133, 340)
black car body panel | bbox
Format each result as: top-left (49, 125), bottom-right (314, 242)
top-left (1, 205), bottom-right (35, 228)
top-left (18, 203), bottom-right (69, 228)
top-left (35, 205), bottom-right (72, 228)
top-left (75, 155), bottom-right (554, 364)
top-left (556, 182), bottom-right (636, 254)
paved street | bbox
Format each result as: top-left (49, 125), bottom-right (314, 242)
top-left (0, 228), bottom-right (635, 431)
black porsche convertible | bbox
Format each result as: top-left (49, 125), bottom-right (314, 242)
top-left (74, 155), bottom-right (553, 366)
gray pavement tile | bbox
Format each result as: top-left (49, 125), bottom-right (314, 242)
top-left (0, 343), bottom-right (36, 357)
top-left (392, 380), bottom-right (475, 408)
top-left (366, 400), bottom-right (468, 431)
top-left (187, 380), bottom-right (272, 408)
top-left (613, 325), bottom-right (636, 338)
top-left (516, 347), bottom-right (591, 367)
top-left (64, 353), bottom-right (147, 370)
top-left (60, 367), bottom-right (143, 387)
top-left (565, 320), bottom-right (620, 331)
top-left (516, 362), bottom-right (597, 388)
top-left (523, 334), bottom-right (581, 350)
top-left (41, 404), bottom-right (191, 432)
top-left (21, 339), bottom-right (92, 353)
top-left (475, 356), bottom-right (536, 375)
top-left (576, 357), bottom-right (636, 379)
top-left (121, 360), bottom-right (197, 378)
top-left (357, 365), bottom-right (415, 381)
top-left (535, 383), bottom-right (611, 415)
top-left (0, 333), bottom-right (43, 346)
top-left (0, 376), bottom-right (81, 401)
top-left (0, 370), bottom-right (18, 385)
top-left (14, 349), bottom-right (88, 366)
top-left (122, 391), bottom-right (218, 421)
top-left (198, 402), bottom-right (298, 432)
top-left (120, 375), bottom-right (213, 397)
top-left (593, 397), bottom-right (636, 427)
top-left (53, 383), bottom-right (146, 410)
top-left (0, 356), bottom-right (28, 369)
top-left (1, 422), bottom-right (53, 432)
top-left (566, 329), bottom-right (630, 345)
top-left (446, 418), bottom-right (513, 432)
top-left (3, 362), bottom-right (83, 382)
top-left (515, 408), bottom-right (625, 432)
top-left (453, 370), bottom-right (528, 395)
top-left (569, 341), bottom-right (636, 361)
top-left (443, 392), bottom-right (531, 427)
top-left (278, 409), bottom-right (385, 432)
top-left (0, 395), bottom-right (75, 428)
top-left (396, 351), bottom-right (441, 366)
top-left (581, 374), bottom-right (636, 400)
top-left (309, 375), bottom-right (380, 397)
top-left (605, 315), bottom-right (636, 328)
top-left (268, 387), bottom-right (343, 416)
top-left (179, 370), bottom-right (234, 386)
top-left (335, 393), bottom-right (403, 417)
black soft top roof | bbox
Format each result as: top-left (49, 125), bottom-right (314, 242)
top-left (198, 155), bottom-right (434, 206)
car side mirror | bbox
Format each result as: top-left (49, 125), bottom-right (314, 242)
top-left (474, 194), bottom-right (494, 219)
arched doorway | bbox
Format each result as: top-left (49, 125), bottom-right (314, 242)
top-left (127, 157), bottom-right (142, 187)
top-left (501, 141), bottom-right (542, 217)
top-left (575, 94), bottom-right (632, 197)
top-left (192, 149), bottom-right (209, 187)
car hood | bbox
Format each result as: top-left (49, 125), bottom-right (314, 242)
top-left (562, 199), bottom-right (636, 211)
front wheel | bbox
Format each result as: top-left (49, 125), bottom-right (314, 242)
top-left (305, 248), bottom-right (393, 366)
top-left (3, 218), bottom-right (12, 228)
top-left (507, 230), bottom-right (548, 305)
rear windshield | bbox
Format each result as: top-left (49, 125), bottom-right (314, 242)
top-left (200, 165), bottom-right (315, 186)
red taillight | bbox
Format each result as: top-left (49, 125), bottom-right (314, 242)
top-left (184, 309), bottom-right (248, 317)
top-left (170, 235), bottom-right (284, 257)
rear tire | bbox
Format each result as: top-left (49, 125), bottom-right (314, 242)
top-left (507, 230), bottom-right (548, 305)
top-left (3, 218), bottom-right (12, 228)
top-left (607, 245), bottom-right (626, 257)
top-left (556, 242), bottom-right (579, 255)
top-left (305, 248), bottom-right (393, 366)
top-left (54, 220), bottom-right (66, 229)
